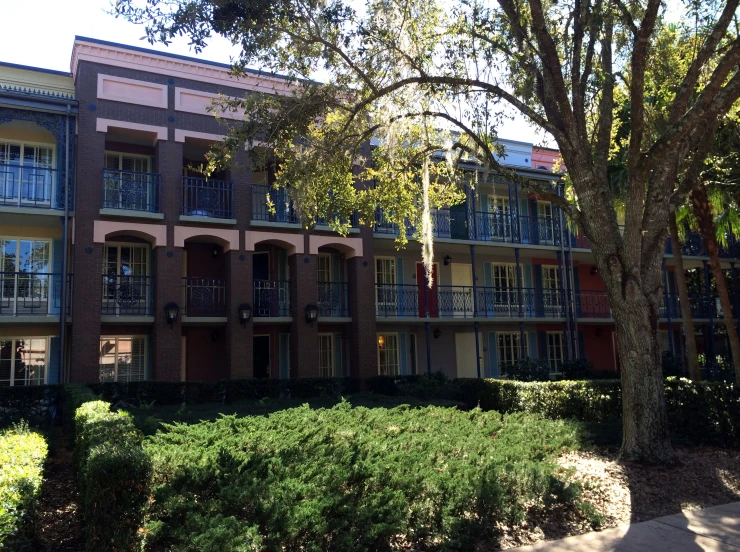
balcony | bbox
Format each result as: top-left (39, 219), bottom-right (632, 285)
top-left (252, 184), bottom-right (298, 224)
top-left (182, 277), bottom-right (226, 317)
top-left (102, 169), bottom-right (160, 213)
top-left (0, 272), bottom-right (70, 317)
top-left (253, 280), bottom-right (290, 317)
top-left (181, 177), bottom-right (234, 220)
top-left (317, 282), bottom-right (348, 317)
top-left (0, 164), bottom-right (61, 210)
top-left (101, 274), bottom-right (152, 316)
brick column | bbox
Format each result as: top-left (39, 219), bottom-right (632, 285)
top-left (348, 253), bottom-right (378, 378)
top-left (289, 252), bottom-right (319, 377)
top-left (69, 104), bottom-right (106, 382)
top-left (226, 250), bottom-right (253, 378)
top-left (151, 140), bottom-right (183, 381)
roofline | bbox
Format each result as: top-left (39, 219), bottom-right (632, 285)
top-left (0, 61), bottom-right (71, 77)
top-left (74, 36), bottom-right (301, 83)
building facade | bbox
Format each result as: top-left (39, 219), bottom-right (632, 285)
top-left (0, 37), bottom-right (735, 385)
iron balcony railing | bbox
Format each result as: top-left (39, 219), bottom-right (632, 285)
top-left (182, 277), bottom-right (226, 317)
top-left (0, 272), bottom-right (70, 316)
top-left (102, 169), bottom-right (160, 212)
top-left (0, 164), bottom-right (60, 209)
top-left (101, 274), bottom-right (153, 316)
top-left (252, 184), bottom-right (299, 224)
top-left (253, 279), bottom-right (290, 317)
top-left (182, 177), bottom-right (234, 219)
top-left (317, 281), bottom-right (349, 317)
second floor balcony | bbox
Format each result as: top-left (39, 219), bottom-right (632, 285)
top-left (182, 177), bottom-right (234, 220)
top-left (318, 281), bottom-right (349, 317)
top-left (253, 279), bottom-right (290, 317)
top-left (0, 164), bottom-right (60, 210)
top-left (102, 169), bottom-right (160, 213)
top-left (101, 274), bottom-right (153, 317)
top-left (182, 277), bottom-right (226, 317)
top-left (0, 272), bottom-right (70, 317)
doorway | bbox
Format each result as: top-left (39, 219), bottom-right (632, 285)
top-left (253, 335), bottom-right (270, 378)
top-left (455, 332), bottom-right (480, 378)
top-left (416, 262), bottom-right (439, 317)
top-left (253, 252), bottom-right (269, 280)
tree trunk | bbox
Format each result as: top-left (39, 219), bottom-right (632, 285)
top-left (610, 291), bottom-right (675, 463)
top-left (691, 183), bottom-right (740, 384)
top-left (668, 212), bottom-right (701, 380)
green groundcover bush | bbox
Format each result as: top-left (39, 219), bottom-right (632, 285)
top-left (0, 421), bottom-right (47, 549)
top-left (143, 401), bottom-right (596, 551)
top-left (74, 401), bottom-right (151, 552)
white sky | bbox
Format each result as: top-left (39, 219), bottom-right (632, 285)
top-left (0, 0), bottom-right (549, 145)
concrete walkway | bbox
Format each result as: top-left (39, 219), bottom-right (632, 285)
top-left (511, 502), bottom-right (740, 551)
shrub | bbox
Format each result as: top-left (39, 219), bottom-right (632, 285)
top-left (0, 385), bottom-right (63, 429)
top-left (143, 402), bottom-right (589, 551)
top-left (501, 358), bottom-right (551, 381)
top-left (74, 400), bottom-right (151, 551)
top-left (559, 358), bottom-right (595, 380)
top-left (0, 421), bottom-right (48, 549)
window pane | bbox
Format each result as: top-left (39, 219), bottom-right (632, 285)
top-left (0, 340), bottom-right (11, 385)
top-left (99, 338), bottom-right (117, 382)
top-left (15, 338), bottom-right (46, 386)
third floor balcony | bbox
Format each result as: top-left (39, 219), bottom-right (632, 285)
top-left (102, 168), bottom-right (161, 213)
top-left (181, 177), bottom-right (234, 221)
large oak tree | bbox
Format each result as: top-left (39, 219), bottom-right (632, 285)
top-left (115, 0), bottom-right (740, 462)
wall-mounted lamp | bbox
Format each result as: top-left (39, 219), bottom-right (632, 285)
top-left (164, 302), bottom-right (179, 327)
top-left (433, 328), bottom-right (442, 339)
top-left (238, 303), bottom-right (252, 324)
top-left (212, 246), bottom-right (221, 258)
top-left (305, 304), bottom-right (319, 324)
top-left (590, 266), bottom-right (598, 276)
top-left (444, 255), bottom-right (452, 266)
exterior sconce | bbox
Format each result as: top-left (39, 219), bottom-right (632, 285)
top-left (433, 328), bottom-right (442, 339)
top-left (238, 303), bottom-right (252, 324)
top-left (305, 304), bottom-right (319, 324)
top-left (444, 255), bottom-right (452, 266)
top-left (591, 266), bottom-right (598, 276)
top-left (212, 246), bottom-right (220, 258)
top-left (164, 302), bottom-right (179, 327)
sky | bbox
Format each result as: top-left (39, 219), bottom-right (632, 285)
top-left (0, 0), bottom-right (549, 146)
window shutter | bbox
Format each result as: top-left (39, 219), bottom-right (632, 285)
top-left (51, 238), bottom-right (63, 315)
top-left (571, 266), bottom-right (581, 317)
top-left (578, 331), bottom-right (586, 360)
top-left (278, 249), bottom-right (288, 281)
top-left (482, 262), bottom-right (493, 316)
top-left (331, 253), bottom-right (341, 282)
top-left (279, 334), bottom-right (290, 378)
top-left (48, 336), bottom-right (60, 384)
top-left (333, 333), bottom-right (343, 377)
top-left (527, 198), bottom-right (537, 244)
top-left (528, 331), bottom-right (538, 359)
top-left (534, 265), bottom-right (544, 317)
top-left (479, 194), bottom-right (488, 212)
top-left (487, 332), bottom-right (498, 378)
top-left (395, 257), bottom-right (404, 284)
top-left (399, 332), bottom-right (408, 375)
top-left (538, 331), bottom-right (548, 361)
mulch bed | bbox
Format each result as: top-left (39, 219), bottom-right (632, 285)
top-left (32, 431), bottom-right (83, 552)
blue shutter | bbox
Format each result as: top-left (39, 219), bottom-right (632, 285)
top-left (395, 257), bottom-right (404, 283)
top-left (279, 334), bottom-right (290, 378)
top-left (578, 331), bottom-right (586, 360)
top-left (479, 194), bottom-right (488, 212)
top-left (538, 331), bottom-right (548, 361)
top-left (278, 249), bottom-right (288, 281)
top-left (51, 239), bottom-right (63, 315)
top-left (528, 198), bottom-right (538, 244)
top-left (528, 331), bottom-right (538, 359)
top-left (487, 332), bottom-right (498, 378)
top-left (571, 265), bottom-right (581, 317)
top-left (395, 257), bottom-right (404, 316)
top-left (524, 264), bottom-right (534, 318)
top-left (534, 264), bottom-right (544, 317)
top-left (399, 332), bottom-right (408, 375)
top-left (333, 333), bottom-right (342, 377)
top-left (482, 262), bottom-right (493, 316)
top-left (331, 253), bottom-right (341, 282)
top-left (48, 336), bottom-right (60, 384)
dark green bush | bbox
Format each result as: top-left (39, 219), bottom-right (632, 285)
top-left (74, 400), bottom-right (151, 551)
top-left (0, 385), bottom-right (64, 428)
top-left (0, 421), bottom-right (47, 549)
top-left (501, 358), bottom-right (551, 381)
top-left (662, 352), bottom-right (685, 377)
top-left (143, 402), bottom-right (589, 551)
top-left (559, 358), bottom-right (595, 380)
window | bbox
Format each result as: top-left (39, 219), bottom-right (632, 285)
top-left (1, 238), bottom-right (51, 314)
top-left (542, 266), bottom-right (561, 312)
top-left (0, 338), bottom-right (47, 386)
top-left (377, 334), bottom-right (399, 375)
top-left (317, 254), bottom-right (331, 282)
top-left (318, 334), bottom-right (334, 377)
top-left (102, 244), bottom-right (150, 314)
top-left (105, 153), bottom-right (150, 173)
top-left (99, 336), bottom-right (147, 382)
top-left (497, 332), bottom-right (527, 375)
top-left (489, 197), bottom-right (512, 239)
top-left (375, 257), bottom-right (396, 307)
top-left (0, 141), bottom-right (54, 205)
top-left (537, 202), bottom-right (555, 243)
top-left (547, 332), bottom-right (564, 373)
top-left (492, 263), bottom-right (518, 313)
top-left (104, 153), bottom-right (153, 211)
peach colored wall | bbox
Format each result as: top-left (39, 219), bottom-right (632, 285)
top-left (174, 227), bottom-right (239, 251)
top-left (175, 88), bottom-right (242, 120)
top-left (174, 129), bottom-right (227, 143)
top-left (97, 74), bottom-right (168, 108)
top-left (96, 118), bottom-right (168, 142)
top-left (93, 220), bottom-right (167, 247)
top-left (246, 231), bottom-right (303, 256)
top-left (309, 235), bottom-right (363, 258)
top-left (531, 147), bottom-right (563, 171)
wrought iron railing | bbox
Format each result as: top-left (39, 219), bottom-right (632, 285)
top-left (102, 169), bottom-right (160, 212)
top-left (101, 274), bottom-right (153, 316)
top-left (182, 277), bottom-right (226, 317)
top-left (317, 281), bottom-right (349, 317)
top-left (252, 184), bottom-right (299, 224)
top-left (0, 272), bottom-right (69, 316)
top-left (0, 164), bottom-right (58, 209)
top-left (182, 177), bottom-right (234, 219)
top-left (253, 279), bottom-right (291, 317)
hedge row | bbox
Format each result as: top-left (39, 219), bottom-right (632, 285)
top-left (0, 422), bottom-right (48, 549)
top-left (0, 385), bottom-right (64, 428)
top-left (365, 374), bottom-right (740, 446)
top-left (74, 401), bottom-right (151, 551)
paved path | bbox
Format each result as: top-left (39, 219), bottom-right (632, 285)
top-left (510, 502), bottom-right (740, 551)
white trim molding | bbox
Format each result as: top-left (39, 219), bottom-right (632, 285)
top-left (174, 129), bottom-right (228, 143)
